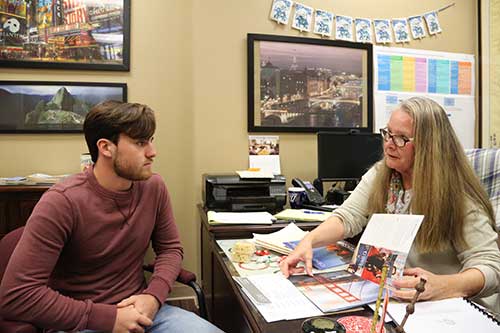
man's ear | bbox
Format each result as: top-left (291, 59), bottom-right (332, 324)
top-left (96, 139), bottom-right (116, 159)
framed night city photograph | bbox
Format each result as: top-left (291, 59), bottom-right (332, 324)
top-left (0, 0), bottom-right (130, 71)
top-left (0, 81), bottom-right (127, 133)
top-left (247, 33), bottom-right (373, 133)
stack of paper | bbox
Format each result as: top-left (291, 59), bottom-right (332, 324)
top-left (207, 211), bottom-right (275, 225)
top-left (233, 274), bottom-right (322, 322)
top-left (274, 209), bottom-right (333, 222)
top-left (26, 173), bottom-right (68, 184)
top-left (236, 170), bottom-right (274, 179)
top-left (0, 176), bottom-right (27, 185)
top-left (217, 238), bottom-right (354, 277)
top-left (252, 223), bottom-right (307, 254)
top-left (1, 174), bottom-right (69, 185)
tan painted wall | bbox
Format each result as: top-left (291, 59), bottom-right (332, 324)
top-left (0, 0), bottom-right (476, 276)
top-left (487, 0), bottom-right (500, 146)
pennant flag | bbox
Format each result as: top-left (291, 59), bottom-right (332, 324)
top-left (314, 9), bottom-right (334, 37)
top-left (270, 0), bottom-right (293, 25)
top-left (355, 18), bottom-right (373, 43)
top-left (408, 15), bottom-right (426, 39)
top-left (374, 19), bottom-right (393, 44)
top-left (335, 15), bottom-right (354, 41)
top-left (392, 18), bottom-right (411, 43)
top-left (292, 3), bottom-right (313, 32)
top-left (267, 2), bottom-right (451, 44)
top-left (424, 11), bottom-right (442, 35)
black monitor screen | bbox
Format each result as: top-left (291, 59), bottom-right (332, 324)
top-left (317, 132), bottom-right (383, 181)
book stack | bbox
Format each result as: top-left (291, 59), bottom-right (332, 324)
top-left (252, 223), bottom-right (354, 272)
top-left (252, 223), bottom-right (307, 254)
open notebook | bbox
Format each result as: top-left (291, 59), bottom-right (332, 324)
top-left (387, 298), bottom-right (499, 333)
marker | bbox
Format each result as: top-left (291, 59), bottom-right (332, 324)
top-left (303, 210), bottom-right (325, 214)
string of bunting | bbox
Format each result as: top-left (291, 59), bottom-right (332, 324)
top-left (269, 0), bottom-right (455, 44)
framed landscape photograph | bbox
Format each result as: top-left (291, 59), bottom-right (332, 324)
top-left (248, 33), bottom-right (373, 132)
top-left (0, 0), bottom-right (130, 71)
top-left (0, 81), bottom-right (127, 133)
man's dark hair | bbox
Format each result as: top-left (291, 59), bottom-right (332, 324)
top-left (83, 101), bottom-right (156, 162)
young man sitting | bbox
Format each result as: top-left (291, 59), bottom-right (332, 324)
top-left (0, 101), bottom-right (223, 333)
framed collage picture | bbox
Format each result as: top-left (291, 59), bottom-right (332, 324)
top-left (0, 0), bottom-right (130, 71)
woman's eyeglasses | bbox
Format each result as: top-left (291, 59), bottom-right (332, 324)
top-left (379, 128), bottom-right (414, 148)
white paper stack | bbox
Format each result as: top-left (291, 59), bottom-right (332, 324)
top-left (26, 173), bottom-right (68, 184)
top-left (207, 211), bottom-right (275, 225)
top-left (233, 274), bottom-right (322, 322)
top-left (252, 223), bottom-right (307, 254)
top-left (0, 176), bottom-right (27, 185)
top-left (236, 170), bottom-right (274, 179)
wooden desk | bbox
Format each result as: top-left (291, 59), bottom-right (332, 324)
top-left (197, 204), bottom-right (321, 329)
top-left (208, 230), bottom-right (397, 333)
top-left (0, 185), bottom-right (50, 239)
top-left (198, 205), bottom-right (397, 332)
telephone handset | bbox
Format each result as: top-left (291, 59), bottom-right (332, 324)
top-left (292, 178), bottom-right (325, 206)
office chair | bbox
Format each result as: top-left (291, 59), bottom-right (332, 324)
top-left (0, 227), bottom-right (207, 333)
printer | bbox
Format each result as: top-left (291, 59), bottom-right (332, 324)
top-left (203, 174), bottom-right (286, 213)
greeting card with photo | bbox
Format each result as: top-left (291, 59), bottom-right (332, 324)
top-left (248, 135), bottom-right (281, 175)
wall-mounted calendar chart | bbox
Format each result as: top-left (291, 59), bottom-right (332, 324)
top-left (374, 46), bottom-right (475, 148)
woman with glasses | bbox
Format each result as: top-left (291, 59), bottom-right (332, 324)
top-left (280, 97), bottom-right (500, 312)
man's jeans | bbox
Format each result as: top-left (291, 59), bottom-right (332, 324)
top-left (64, 304), bottom-right (225, 333)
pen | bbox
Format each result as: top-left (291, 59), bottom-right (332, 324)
top-left (303, 210), bottom-right (325, 214)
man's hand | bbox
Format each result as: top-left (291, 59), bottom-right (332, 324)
top-left (117, 294), bottom-right (161, 320)
top-left (112, 305), bottom-right (153, 333)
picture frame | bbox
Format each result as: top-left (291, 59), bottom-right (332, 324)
top-left (0, 81), bottom-right (127, 133)
top-left (247, 33), bottom-right (373, 133)
top-left (0, 0), bottom-right (130, 71)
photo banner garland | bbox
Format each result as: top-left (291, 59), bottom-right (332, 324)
top-left (269, 0), bottom-right (454, 44)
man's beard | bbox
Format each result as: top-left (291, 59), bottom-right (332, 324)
top-left (113, 156), bottom-right (153, 181)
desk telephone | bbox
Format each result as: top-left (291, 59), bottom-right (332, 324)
top-left (292, 178), bottom-right (325, 206)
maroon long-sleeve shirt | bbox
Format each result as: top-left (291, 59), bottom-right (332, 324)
top-left (0, 169), bottom-right (183, 332)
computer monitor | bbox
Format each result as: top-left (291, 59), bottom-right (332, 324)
top-left (317, 132), bottom-right (383, 185)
